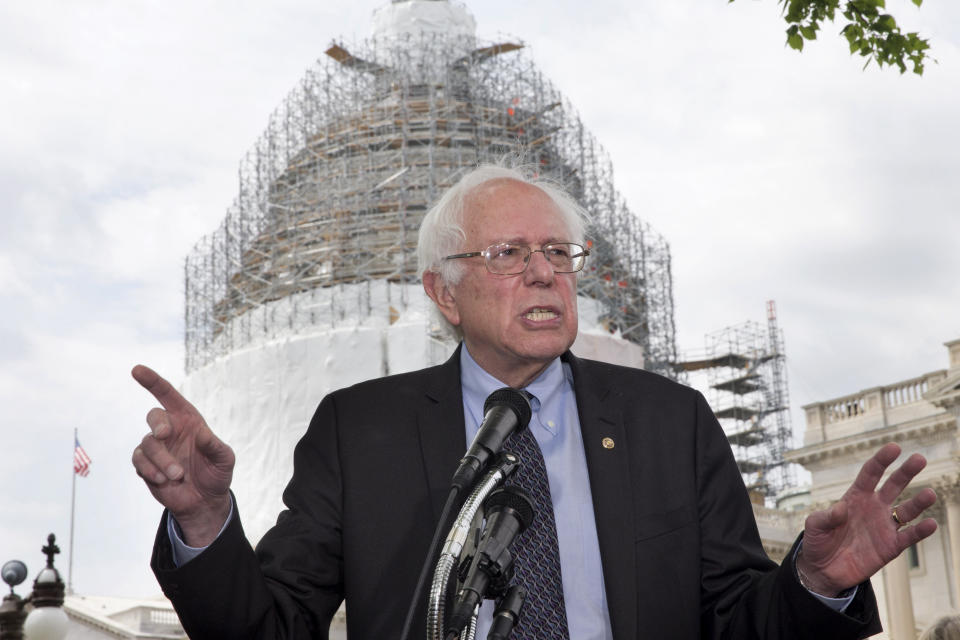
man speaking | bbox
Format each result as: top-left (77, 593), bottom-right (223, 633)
top-left (132, 164), bottom-right (937, 639)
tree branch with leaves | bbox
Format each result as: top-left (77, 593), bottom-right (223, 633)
top-left (731, 0), bottom-right (932, 74)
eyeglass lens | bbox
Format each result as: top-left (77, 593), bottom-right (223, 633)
top-left (485, 243), bottom-right (585, 274)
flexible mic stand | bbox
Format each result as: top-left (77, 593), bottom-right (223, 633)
top-left (444, 484), bottom-right (533, 640)
top-left (426, 453), bottom-right (519, 640)
top-left (401, 388), bottom-right (531, 640)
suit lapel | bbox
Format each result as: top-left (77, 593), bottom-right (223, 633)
top-left (417, 344), bottom-right (468, 520)
top-left (566, 353), bottom-right (638, 640)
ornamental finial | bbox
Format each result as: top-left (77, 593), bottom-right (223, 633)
top-left (41, 534), bottom-right (59, 569)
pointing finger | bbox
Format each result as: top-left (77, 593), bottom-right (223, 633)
top-left (132, 364), bottom-right (198, 416)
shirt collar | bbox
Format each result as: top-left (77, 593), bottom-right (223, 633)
top-left (459, 343), bottom-right (568, 434)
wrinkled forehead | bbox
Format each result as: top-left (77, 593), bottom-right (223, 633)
top-left (462, 178), bottom-right (571, 246)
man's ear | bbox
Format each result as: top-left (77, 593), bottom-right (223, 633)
top-left (422, 270), bottom-right (461, 327)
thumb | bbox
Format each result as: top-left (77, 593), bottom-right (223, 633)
top-left (195, 424), bottom-right (235, 469)
top-left (806, 500), bottom-right (848, 536)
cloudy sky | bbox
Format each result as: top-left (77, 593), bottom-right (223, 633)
top-left (1, 0), bottom-right (957, 598)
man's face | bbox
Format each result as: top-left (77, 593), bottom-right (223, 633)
top-left (433, 178), bottom-right (579, 386)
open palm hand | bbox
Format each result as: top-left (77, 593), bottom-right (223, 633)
top-left (798, 443), bottom-right (937, 596)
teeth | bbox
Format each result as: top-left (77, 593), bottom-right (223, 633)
top-left (525, 309), bottom-right (557, 321)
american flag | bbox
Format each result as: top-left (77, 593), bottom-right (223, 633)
top-left (74, 437), bottom-right (92, 477)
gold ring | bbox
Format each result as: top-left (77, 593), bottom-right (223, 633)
top-left (892, 508), bottom-right (903, 526)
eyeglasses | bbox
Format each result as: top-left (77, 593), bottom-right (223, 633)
top-left (443, 242), bottom-right (590, 275)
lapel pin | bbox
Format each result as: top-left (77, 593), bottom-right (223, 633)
top-left (602, 437), bottom-right (615, 449)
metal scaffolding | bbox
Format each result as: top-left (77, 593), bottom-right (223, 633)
top-left (675, 301), bottom-right (797, 499)
top-left (184, 26), bottom-right (677, 376)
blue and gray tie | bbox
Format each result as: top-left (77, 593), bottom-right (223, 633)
top-left (504, 410), bottom-right (571, 640)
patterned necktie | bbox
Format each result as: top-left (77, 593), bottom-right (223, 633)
top-left (503, 403), bottom-right (571, 640)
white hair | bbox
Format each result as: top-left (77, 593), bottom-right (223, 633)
top-left (920, 616), bottom-right (960, 640)
top-left (417, 163), bottom-right (588, 285)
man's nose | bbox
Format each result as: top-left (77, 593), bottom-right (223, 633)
top-left (523, 249), bottom-right (555, 284)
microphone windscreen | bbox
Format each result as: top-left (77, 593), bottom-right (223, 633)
top-left (484, 485), bottom-right (535, 530)
top-left (483, 388), bottom-right (532, 430)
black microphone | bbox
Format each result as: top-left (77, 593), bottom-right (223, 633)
top-left (487, 585), bottom-right (527, 640)
top-left (445, 486), bottom-right (535, 638)
top-left (450, 388), bottom-right (532, 492)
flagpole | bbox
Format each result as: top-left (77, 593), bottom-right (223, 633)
top-left (68, 427), bottom-right (77, 595)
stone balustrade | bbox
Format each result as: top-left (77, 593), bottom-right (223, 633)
top-left (803, 370), bottom-right (948, 445)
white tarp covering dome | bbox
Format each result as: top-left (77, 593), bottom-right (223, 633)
top-left (182, 283), bottom-right (643, 546)
top-left (371, 0), bottom-right (477, 43)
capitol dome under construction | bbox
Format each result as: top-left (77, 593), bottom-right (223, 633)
top-left (180, 0), bottom-right (677, 543)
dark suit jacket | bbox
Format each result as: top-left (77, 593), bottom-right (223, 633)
top-left (152, 349), bottom-right (881, 639)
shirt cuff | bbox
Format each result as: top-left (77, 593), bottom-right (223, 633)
top-left (166, 495), bottom-right (235, 567)
top-left (793, 543), bottom-right (857, 612)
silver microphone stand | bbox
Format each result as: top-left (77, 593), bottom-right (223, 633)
top-left (426, 454), bottom-right (519, 640)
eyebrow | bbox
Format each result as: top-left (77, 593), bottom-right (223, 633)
top-left (489, 237), bottom-right (567, 246)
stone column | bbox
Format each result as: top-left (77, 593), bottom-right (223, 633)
top-left (940, 482), bottom-right (960, 608)
top-left (883, 551), bottom-right (916, 640)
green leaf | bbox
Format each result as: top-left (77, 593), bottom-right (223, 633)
top-left (911, 0), bottom-right (923, 6)
top-left (849, 0), bottom-right (881, 17)
top-left (784, 0), bottom-right (806, 22)
top-left (787, 32), bottom-right (805, 50)
top-left (907, 33), bottom-right (930, 52)
top-left (877, 14), bottom-right (897, 31)
top-left (847, 23), bottom-right (864, 40)
top-left (800, 26), bottom-right (818, 39)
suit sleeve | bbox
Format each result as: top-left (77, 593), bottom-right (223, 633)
top-left (151, 394), bottom-right (345, 639)
top-left (693, 391), bottom-right (882, 640)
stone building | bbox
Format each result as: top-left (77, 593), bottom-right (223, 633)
top-left (787, 338), bottom-right (960, 639)
top-left (62, 595), bottom-right (186, 639)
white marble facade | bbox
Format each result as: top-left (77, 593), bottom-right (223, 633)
top-left (786, 339), bottom-right (960, 640)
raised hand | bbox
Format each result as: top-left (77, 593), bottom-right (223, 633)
top-left (797, 443), bottom-right (938, 596)
top-left (131, 364), bottom-right (235, 547)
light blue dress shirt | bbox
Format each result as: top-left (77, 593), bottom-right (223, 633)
top-left (459, 345), bottom-right (614, 640)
